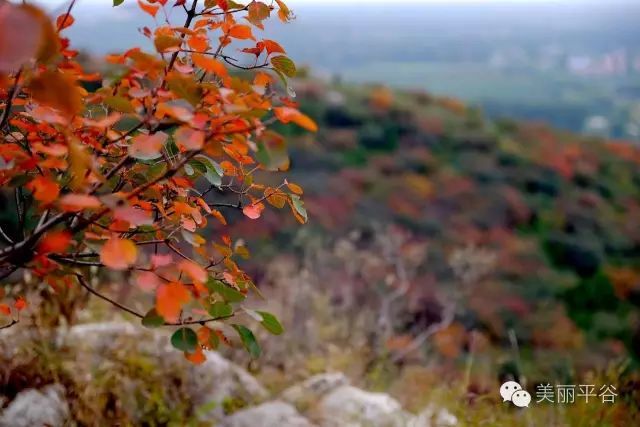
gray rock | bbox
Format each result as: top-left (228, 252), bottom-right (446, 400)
top-left (318, 385), bottom-right (411, 427)
top-left (188, 351), bottom-right (269, 420)
top-left (64, 322), bottom-right (267, 422)
top-left (281, 373), bottom-right (349, 408)
top-left (0, 384), bottom-right (70, 427)
top-left (221, 401), bottom-right (316, 427)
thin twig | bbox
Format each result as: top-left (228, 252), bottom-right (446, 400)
top-left (75, 274), bottom-right (233, 326)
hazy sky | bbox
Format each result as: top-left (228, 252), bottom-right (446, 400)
top-left (33, 0), bottom-right (597, 6)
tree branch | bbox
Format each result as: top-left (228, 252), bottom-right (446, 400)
top-left (0, 319), bottom-right (18, 331)
top-left (0, 67), bottom-right (23, 132)
top-left (75, 274), bottom-right (233, 326)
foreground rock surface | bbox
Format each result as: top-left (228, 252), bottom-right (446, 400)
top-left (1, 322), bottom-right (457, 427)
top-left (281, 372), bottom-right (349, 408)
top-left (318, 385), bottom-right (412, 427)
top-left (222, 401), bottom-right (316, 427)
top-left (0, 384), bottom-right (69, 427)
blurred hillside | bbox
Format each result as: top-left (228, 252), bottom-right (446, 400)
top-left (211, 77), bottom-right (640, 376)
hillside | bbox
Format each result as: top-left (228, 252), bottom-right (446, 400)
top-left (220, 77), bottom-right (640, 372)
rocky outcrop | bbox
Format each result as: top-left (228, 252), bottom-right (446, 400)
top-left (0, 384), bottom-right (69, 427)
top-left (317, 385), bottom-right (412, 427)
top-left (1, 322), bottom-right (458, 427)
top-left (62, 322), bottom-right (268, 422)
top-left (222, 401), bottom-right (316, 427)
top-left (281, 372), bottom-right (349, 409)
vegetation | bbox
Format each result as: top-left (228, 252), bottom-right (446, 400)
top-left (1, 1), bottom-right (640, 425)
top-left (0, 0), bottom-right (315, 362)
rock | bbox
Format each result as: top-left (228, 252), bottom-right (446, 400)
top-left (221, 401), bottom-right (316, 427)
top-left (318, 385), bottom-right (411, 427)
top-left (281, 373), bottom-right (349, 408)
top-left (408, 405), bottom-right (458, 427)
top-left (64, 322), bottom-right (268, 422)
top-left (188, 351), bottom-right (269, 420)
top-left (0, 384), bottom-right (70, 427)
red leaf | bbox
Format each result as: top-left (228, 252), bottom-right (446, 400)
top-left (26, 176), bottom-right (60, 205)
top-left (14, 297), bottom-right (27, 311)
top-left (38, 231), bottom-right (72, 254)
top-left (55, 13), bottom-right (74, 31)
top-left (0, 304), bottom-right (10, 316)
top-left (242, 203), bottom-right (264, 220)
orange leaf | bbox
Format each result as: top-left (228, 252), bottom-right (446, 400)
top-left (100, 238), bottom-right (138, 270)
top-left (175, 126), bottom-right (205, 151)
top-left (286, 181), bottom-right (303, 195)
top-left (156, 282), bottom-right (191, 323)
top-left (38, 231), bottom-right (72, 254)
top-left (138, 0), bottom-right (160, 17)
top-left (59, 194), bottom-right (101, 212)
top-left (274, 107), bottom-right (318, 132)
top-left (192, 54), bottom-right (227, 77)
top-left (228, 24), bottom-right (254, 40)
top-left (184, 346), bottom-right (206, 364)
top-left (178, 260), bottom-right (208, 283)
top-left (129, 131), bottom-right (168, 160)
top-left (263, 39), bottom-right (285, 55)
top-left (55, 13), bottom-right (74, 31)
top-left (26, 176), bottom-right (60, 205)
top-left (242, 203), bottom-right (264, 220)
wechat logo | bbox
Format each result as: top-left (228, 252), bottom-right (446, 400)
top-left (500, 381), bottom-right (531, 408)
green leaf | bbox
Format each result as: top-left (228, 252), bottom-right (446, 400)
top-left (196, 156), bottom-right (223, 186)
top-left (207, 302), bottom-right (233, 319)
top-left (206, 278), bottom-right (246, 303)
top-left (271, 56), bottom-right (296, 78)
top-left (272, 68), bottom-right (296, 98)
top-left (290, 194), bottom-right (308, 222)
top-left (186, 159), bottom-right (208, 177)
top-left (232, 324), bottom-right (261, 358)
top-left (113, 0), bottom-right (125, 6)
top-left (257, 311), bottom-right (284, 335)
top-left (141, 309), bottom-right (165, 328)
top-left (171, 327), bottom-right (198, 352)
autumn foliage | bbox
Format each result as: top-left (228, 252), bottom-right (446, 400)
top-left (0, 0), bottom-right (315, 362)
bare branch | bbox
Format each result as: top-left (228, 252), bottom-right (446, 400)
top-left (75, 274), bottom-right (233, 326)
top-left (0, 319), bottom-right (18, 331)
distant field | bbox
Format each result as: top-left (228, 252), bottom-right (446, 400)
top-left (338, 62), bottom-right (640, 137)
